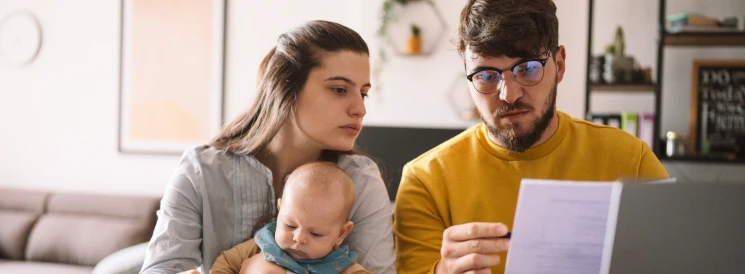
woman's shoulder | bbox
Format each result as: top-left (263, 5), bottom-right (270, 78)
top-left (171, 145), bottom-right (244, 186)
top-left (337, 154), bottom-right (380, 177)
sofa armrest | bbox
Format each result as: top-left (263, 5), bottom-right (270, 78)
top-left (92, 242), bottom-right (149, 274)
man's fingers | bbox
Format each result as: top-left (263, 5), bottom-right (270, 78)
top-left (444, 222), bottom-right (510, 241)
top-left (442, 238), bottom-right (510, 258)
top-left (449, 253), bottom-right (501, 273)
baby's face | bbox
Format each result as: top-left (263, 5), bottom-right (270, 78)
top-left (274, 190), bottom-right (349, 260)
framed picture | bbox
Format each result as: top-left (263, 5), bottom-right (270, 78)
top-left (118, 0), bottom-right (226, 154)
top-left (689, 60), bottom-right (745, 157)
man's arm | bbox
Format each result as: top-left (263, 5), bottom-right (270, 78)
top-left (394, 164), bottom-right (446, 274)
top-left (395, 164), bottom-right (510, 274)
top-left (638, 141), bottom-right (670, 179)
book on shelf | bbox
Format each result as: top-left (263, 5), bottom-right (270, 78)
top-left (665, 12), bottom-right (720, 27)
top-left (667, 25), bottom-right (741, 34)
top-left (588, 112), bottom-right (655, 149)
top-left (621, 112), bottom-right (639, 137)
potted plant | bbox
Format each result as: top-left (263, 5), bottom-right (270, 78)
top-left (407, 24), bottom-right (422, 55)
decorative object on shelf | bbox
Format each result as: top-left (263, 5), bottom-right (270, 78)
top-left (603, 26), bottom-right (635, 84)
top-left (374, 0), bottom-right (447, 92)
top-left (688, 60), bottom-right (745, 158)
top-left (665, 12), bottom-right (740, 34)
top-left (406, 24), bottom-right (422, 55)
top-left (119, 0), bottom-right (226, 154)
top-left (0, 10), bottom-right (42, 67)
top-left (447, 73), bottom-right (480, 121)
top-left (665, 131), bottom-right (689, 158)
top-left (588, 55), bottom-right (605, 84)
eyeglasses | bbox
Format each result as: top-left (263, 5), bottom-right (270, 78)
top-left (466, 57), bottom-right (550, 94)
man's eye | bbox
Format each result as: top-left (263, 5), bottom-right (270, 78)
top-left (476, 71), bottom-right (498, 81)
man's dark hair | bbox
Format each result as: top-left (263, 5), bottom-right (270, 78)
top-left (457, 0), bottom-right (559, 59)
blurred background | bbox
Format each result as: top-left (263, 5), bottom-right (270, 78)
top-left (1, 0), bottom-right (744, 197)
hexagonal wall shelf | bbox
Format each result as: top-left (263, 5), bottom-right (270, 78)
top-left (382, 0), bottom-right (447, 57)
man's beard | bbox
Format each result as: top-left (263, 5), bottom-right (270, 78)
top-left (482, 83), bottom-right (557, 153)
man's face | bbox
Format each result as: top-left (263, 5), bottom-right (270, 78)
top-left (465, 46), bottom-right (566, 152)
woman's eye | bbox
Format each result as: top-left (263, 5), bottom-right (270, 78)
top-left (361, 92), bottom-right (369, 99)
top-left (332, 87), bottom-right (347, 94)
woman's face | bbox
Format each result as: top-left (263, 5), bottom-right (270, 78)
top-left (292, 51), bottom-right (370, 151)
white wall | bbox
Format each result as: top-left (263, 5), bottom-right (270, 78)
top-left (0, 0), bottom-right (742, 195)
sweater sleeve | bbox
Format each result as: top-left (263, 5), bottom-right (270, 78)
top-left (394, 164), bottom-right (446, 274)
top-left (210, 239), bottom-right (261, 274)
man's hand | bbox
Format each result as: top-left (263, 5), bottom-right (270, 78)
top-left (238, 252), bottom-right (286, 274)
top-left (436, 222), bottom-right (511, 274)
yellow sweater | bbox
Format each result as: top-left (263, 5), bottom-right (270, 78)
top-left (393, 111), bottom-right (668, 274)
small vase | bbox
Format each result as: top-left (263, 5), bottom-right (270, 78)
top-left (407, 35), bottom-right (422, 55)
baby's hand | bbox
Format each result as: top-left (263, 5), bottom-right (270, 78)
top-left (239, 252), bottom-right (285, 274)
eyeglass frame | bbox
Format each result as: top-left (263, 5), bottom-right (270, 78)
top-left (465, 56), bottom-right (551, 94)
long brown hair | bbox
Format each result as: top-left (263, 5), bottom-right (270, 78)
top-left (208, 20), bottom-right (369, 161)
top-left (457, 0), bottom-right (558, 59)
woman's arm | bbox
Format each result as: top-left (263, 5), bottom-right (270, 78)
top-left (340, 155), bottom-right (397, 274)
top-left (140, 150), bottom-right (204, 273)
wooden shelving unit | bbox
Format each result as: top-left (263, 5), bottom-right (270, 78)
top-left (664, 32), bottom-right (745, 46)
top-left (584, 0), bottom-right (745, 163)
top-left (589, 84), bottom-right (657, 92)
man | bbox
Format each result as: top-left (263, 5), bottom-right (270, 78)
top-left (393, 0), bottom-right (669, 273)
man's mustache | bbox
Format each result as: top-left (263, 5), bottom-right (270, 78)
top-left (492, 101), bottom-right (534, 117)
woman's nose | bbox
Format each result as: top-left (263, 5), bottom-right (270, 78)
top-left (349, 94), bottom-right (367, 118)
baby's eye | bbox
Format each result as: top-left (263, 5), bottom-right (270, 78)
top-left (310, 232), bottom-right (323, 238)
top-left (285, 223), bottom-right (297, 229)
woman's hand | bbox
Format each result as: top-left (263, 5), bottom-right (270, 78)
top-left (239, 252), bottom-right (286, 274)
top-left (177, 270), bottom-right (200, 274)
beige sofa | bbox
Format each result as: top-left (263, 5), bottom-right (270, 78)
top-left (0, 187), bottom-right (160, 274)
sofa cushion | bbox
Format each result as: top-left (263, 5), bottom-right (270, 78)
top-left (0, 212), bottom-right (38, 259)
top-left (24, 192), bottom-right (160, 266)
top-left (0, 261), bottom-right (93, 274)
top-left (0, 188), bottom-right (48, 213)
top-left (0, 188), bottom-right (48, 260)
top-left (45, 192), bottom-right (159, 225)
top-left (26, 214), bottom-right (152, 266)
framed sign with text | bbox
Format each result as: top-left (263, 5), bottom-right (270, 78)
top-left (689, 60), bottom-right (745, 157)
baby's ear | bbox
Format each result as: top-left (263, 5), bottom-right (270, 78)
top-left (277, 198), bottom-right (282, 211)
top-left (336, 221), bottom-right (354, 246)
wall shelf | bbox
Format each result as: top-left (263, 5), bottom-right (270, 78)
top-left (584, 0), bottom-right (745, 164)
top-left (664, 32), bottom-right (745, 46)
top-left (589, 84), bottom-right (657, 92)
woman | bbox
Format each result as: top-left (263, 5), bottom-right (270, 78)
top-left (140, 20), bottom-right (395, 274)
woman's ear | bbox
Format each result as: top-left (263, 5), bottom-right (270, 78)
top-left (335, 221), bottom-right (354, 246)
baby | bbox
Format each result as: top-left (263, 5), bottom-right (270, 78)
top-left (211, 161), bottom-right (369, 274)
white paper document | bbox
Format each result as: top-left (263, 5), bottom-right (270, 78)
top-left (504, 179), bottom-right (623, 274)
